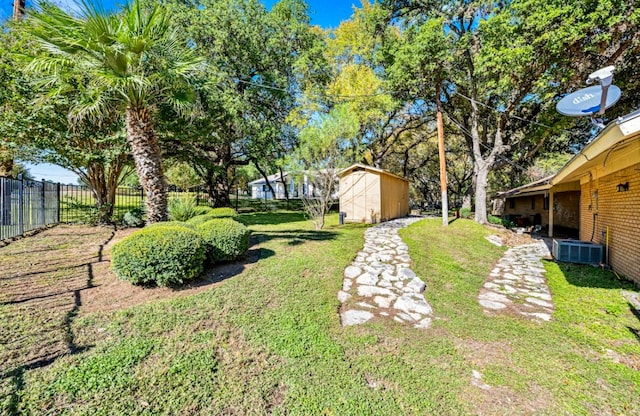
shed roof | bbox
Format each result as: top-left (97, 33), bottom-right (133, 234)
top-left (337, 163), bottom-right (410, 182)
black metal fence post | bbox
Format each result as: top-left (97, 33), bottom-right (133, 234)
top-left (56, 182), bottom-right (61, 223)
top-left (40, 179), bottom-right (46, 226)
top-left (18, 174), bottom-right (23, 235)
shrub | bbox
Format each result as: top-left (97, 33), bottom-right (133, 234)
top-left (487, 215), bottom-right (513, 228)
top-left (111, 224), bottom-right (206, 287)
top-left (209, 207), bottom-right (237, 218)
top-left (459, 207), bottom-right (472, 219)
top-left (121, 208), bottom-right (145, 227)
top-left (196, 218), bottom-right (251, 263)
top-left (168, 196), bottom-right (198, 221)
top-left (144, 221), bottom-right (196, 230)
top-left (193, 206), bottom-right (214, 216)
top-left (186, 208), bottom-right (238, 226)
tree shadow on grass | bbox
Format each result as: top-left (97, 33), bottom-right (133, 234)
top-left (174, 245), bottom-right (275, 291)
top-left (252, 229), bottom-right (338, 246)
top-left (237, 211), bottom-right (308, 226)
top-left (554, 262), bottom-right (637, 290)
top-left (0, 227), bottom-right (117, 414)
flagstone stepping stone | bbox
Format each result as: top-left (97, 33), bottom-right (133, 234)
top-left (478, 240), bottom-right (555, 321)
top-left (341, 310), bottom-right (374, 326)
top-left (479, 299), bottom-right (507, 310)
top-left (338, 217), bottom-right (434, 329)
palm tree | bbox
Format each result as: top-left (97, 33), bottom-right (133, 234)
top-left (25, 0), bottom-right (202, 222)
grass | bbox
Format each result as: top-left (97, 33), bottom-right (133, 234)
top-left (1, 215), bottom-right (639, 414)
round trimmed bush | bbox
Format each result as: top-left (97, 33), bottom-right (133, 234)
top-left (193, 206), bottom-right (214, 216)
top-left (209, 207), bottom-right (237, 218)
top-left (197, 218), bottom-right (250, 263)
top-left (111, 224), bottom-right (206, 287)
top-left (187, 208), bottom-right (238, 226)
top-left (145, 220), bottom-right (197, 230)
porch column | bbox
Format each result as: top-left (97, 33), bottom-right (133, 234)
top-left (548, 190), bottom-right (554, 237)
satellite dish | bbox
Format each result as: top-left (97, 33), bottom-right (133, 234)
top-left (556, 85), bottom-right (622, 117)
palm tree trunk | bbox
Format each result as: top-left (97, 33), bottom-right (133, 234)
top-left (125, 107), bottom-right (167, 223)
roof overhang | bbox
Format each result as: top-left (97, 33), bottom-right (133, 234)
top-left (496, 175), bottom-right (553, 198)
top-left (551, 110), bottom-right (640, 186)
top-left (337, 163), bottom-right (410, 182)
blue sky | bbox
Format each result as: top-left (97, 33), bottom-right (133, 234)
top-left (4, 0), bottom-right (359, 183)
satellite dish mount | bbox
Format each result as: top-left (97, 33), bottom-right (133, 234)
top-left (556, 65), bottom-right (621, 129)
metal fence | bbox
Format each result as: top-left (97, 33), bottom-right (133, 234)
top-left (0, 176), bottom-right (60, 241)
top-left (1, 174), bottom-right (305, 242)
top-left (59, 184), bottom-right (144, 223)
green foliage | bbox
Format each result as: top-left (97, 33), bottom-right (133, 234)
top-left (111, 224), bottom-right (206, 286)
top-left (145, 221), bottom-right (197, 230)
top-left (193, 206), bottom-right (214, 216)
top-left (196, 218), bottom-right (250, 263)
top-left (487, 214), bottom-right (514, 228)
top-left (168, 196), bottom-right (198, 221)
top-left (459, 207), bottom-right (472, 219)
top-left (121, 208), bottom-right (145, 228)
top-left (186, 208), bottom-right (238, 225)
top-left (165, 162), bottom-right (201, 191)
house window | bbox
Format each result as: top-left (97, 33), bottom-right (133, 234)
top-left (509, 199), bottom-right (515, 209)
top-left (531, 197), bottom-right (535, 210)
top-left (543, 196), bottom-right (549, 210)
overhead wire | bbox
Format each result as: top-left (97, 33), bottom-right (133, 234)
top-left (441, 108), bottom-right (532, 173)
top-left (452, 91), bottom-right (575, 135)
top-left (228, 75), bottom-right (580, 134)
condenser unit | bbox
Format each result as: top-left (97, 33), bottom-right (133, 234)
top-left (552, 239), bottom-right (603, 265)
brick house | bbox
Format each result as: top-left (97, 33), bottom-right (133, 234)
top-left (496, 176), bottom-right (580, 237)
top-left (549, 110), bottom-right (640, 284)
top-left (498, 109), bottom-right (640, 284)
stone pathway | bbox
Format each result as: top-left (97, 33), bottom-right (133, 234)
top-left (478, 240), bottom-right (554, 322)
top-left (338, 217), bottom-right (433, 329)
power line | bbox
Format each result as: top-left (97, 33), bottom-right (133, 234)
top-left (230, 76), bottom-right (577, 134)
top-left (442, 109), bottom-right (531, 173)
top-left (452, 91), bottom-right (574, 134)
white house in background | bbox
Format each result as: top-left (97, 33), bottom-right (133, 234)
top-left (249, 171), bottom-right (316, 199)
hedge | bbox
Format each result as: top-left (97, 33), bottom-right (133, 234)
top-left (187, 208), bottom-right (238, 226)
top-left (111, 224), bottom-right (206, 287)
top-left (196, 218), bottom-right (250, 263)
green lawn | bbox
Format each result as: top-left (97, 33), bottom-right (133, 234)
top-left (1, 214), bottom-right (638, 414)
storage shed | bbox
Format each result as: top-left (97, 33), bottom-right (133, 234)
top-left (338, 164), bottom-right (410, 223)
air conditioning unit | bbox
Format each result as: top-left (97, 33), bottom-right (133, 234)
top-left (552, 239), bottom-right (603, 265)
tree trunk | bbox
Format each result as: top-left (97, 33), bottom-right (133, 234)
top-left (474, 161), bottom-right (490, 224)
top-left (278, 166), bottom-right (290, 208)
top-left (125, 107), bottom-right (167, 223)
top-left (461, 193), bottom-right (472, 211)
top-left (253, 161), bottom-right (277, 200)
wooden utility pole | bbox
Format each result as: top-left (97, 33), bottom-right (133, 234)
top-left (13, 0), bottom-right (26, 20)
top-left (435, 83), bottom-right (448, 227)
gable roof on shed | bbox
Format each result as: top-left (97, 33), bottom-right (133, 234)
top-left (337, 163), bottom-right (410, 182)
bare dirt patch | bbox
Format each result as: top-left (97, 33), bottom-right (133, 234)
top-left (0, 224), bottom-right (259, 375)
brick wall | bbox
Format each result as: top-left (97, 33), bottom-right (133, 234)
top-left (503, 195), bottom-right (547, 226)
top-left (503, 192), bottom-right (579, 232)
top-left (580, 163), bottom-right (640, 284)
